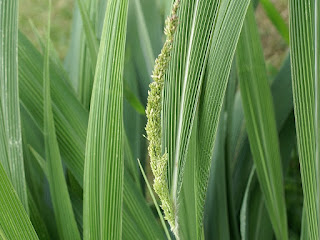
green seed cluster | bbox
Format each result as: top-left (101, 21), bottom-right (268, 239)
top-left (145, 0), bottom-right (180, 235)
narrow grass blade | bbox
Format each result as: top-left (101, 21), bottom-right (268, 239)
top-left (195, 0), bottom-right (250, 235)
top-left (0, 0), bottom-right (28, 211)
top-left (237, 4), bottom-right (288, 239)
top-left (260, 0), bottom-right (289, 44)
top-left (289, 0), bottom-right (319, 238)
top-left (43, 2), bottom-right (81, 239)
top-left (83, 0), bottom-right (128, 238)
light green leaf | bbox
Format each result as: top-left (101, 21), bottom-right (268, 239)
top-left (289, 0), bottom-right (319, 238)
top-left (43, 2), bottom-right (81, 239)
top-left (18, 32), bottom-right (164, 239)
top-left (0, 0), bottom-right (28, 211)
top-left (195, 0), bottom-right (250, 236)
top-left (83, 0), bottom-right (128, 238)
top-left (162, 0), bottom-right (221, 224)
top-left (236, 3), bottom-right (288, 239)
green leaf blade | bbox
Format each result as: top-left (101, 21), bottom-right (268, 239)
top-left (43, 3), bottom-right (81, 239)
top-left (236, 4), bottom-right (288, 240)
top-left (83, 0), bottom-right (128, 238)
top-left (195, 0), bottom-right (251, 235)
top-left (289, 0), bottom-right (319, 238)
top-left (163, 0), bottom-right (221, 219)
top-left (0, 0), bottom-right (28, 211)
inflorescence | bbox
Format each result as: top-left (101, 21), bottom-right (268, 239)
top-left (145, 0), bottom-right (180, 236)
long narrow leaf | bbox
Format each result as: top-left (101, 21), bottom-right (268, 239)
top-left (0, 0), bottom-right (28, 210)
top-left (43, 3), bottom-right (81, 239)
top-left (83, 0), bottom-right (128, 238)
top-left (236, 3), bottom-right (288, 239)
top-left (289, 0), bottom-right (319, 238)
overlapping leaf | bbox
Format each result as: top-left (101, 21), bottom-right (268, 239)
top-left (19, 32), bottom-right (164, 239)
